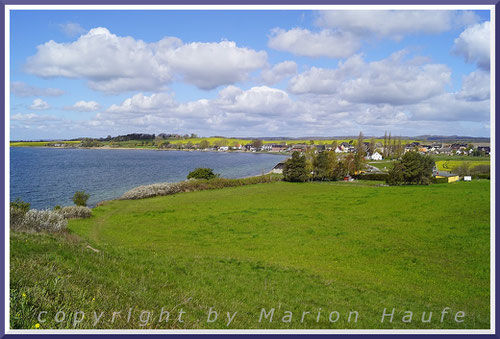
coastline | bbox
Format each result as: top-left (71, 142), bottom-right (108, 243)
top-left (11, 145), bottom-right (289, 156)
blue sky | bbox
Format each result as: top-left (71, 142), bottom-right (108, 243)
top-left (9, 8), bottom-right (491, 140)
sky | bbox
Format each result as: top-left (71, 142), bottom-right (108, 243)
top-left (9, 8), bottom-right (491, 140)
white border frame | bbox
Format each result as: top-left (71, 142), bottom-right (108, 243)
top-left (4, 4), bottom-right (496, 335)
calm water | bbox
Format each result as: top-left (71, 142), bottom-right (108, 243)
top-left (10, 147), bottom-right (287, 209)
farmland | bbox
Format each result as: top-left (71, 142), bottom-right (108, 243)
top-left (10, 180), bottom-right (490, 329)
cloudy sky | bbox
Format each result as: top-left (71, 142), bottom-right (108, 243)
top-left (10, 8), bottom-right (491, 140)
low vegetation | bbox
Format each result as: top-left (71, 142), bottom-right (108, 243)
top-left (10, 208), bottom-right (67, 233)
top-left (187, 168), bottom-right (219, 180)
top-left (58, 206), bottom-right (93, 220)
top-left (120, 174), bottom-right (282, 200)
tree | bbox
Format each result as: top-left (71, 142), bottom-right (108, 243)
top-left (354, 131), bottom-right (366, 172)
top-left (387, 151), bottom-right (435, 185)
top-left (81, 138), bottom-right (100, 148)
top-left (343, 153), bottom-right (357, 175)
top-left (73, 191), bottom-right (90, 206)
top-left (252, 139), bottom-right (263, 149)
top-left (187, 168), bottom-right (218, 180)
top-left (313, 151), bottom-right (330, 180)
top-left (383, 131), bottom-right (388, 158)
top-left (453, 162), bottom-right (472, 176)
top-left (199, 140), bottom-right (210, 149)
top-left (283, 151), bottom-right (309, 182)
top-left (369, 137), bottom-right (376, 155)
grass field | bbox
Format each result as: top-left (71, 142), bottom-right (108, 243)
top-left (10, 180), bottom-right (490, 329)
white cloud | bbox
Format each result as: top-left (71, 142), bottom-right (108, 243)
top-left (452, 21), bottom-right (490, 70)
top-left (456, 70), bottom-right (490, 101)
top-left (217, 86), bottom-right (294, 116)
top-left (11, 82), bottom-right (64, 97)
top-left (59, 22), bottom-right (86, 37)
top-left (315, 10), bottom-right (476, 40)
top-left (289, 52), bottom-right (451, 105)
top-left (65, 100), bottom-right (101, 112)
top-left (106, 92), bottom-right (176, 114)
top-left (25, 28), bottom-right (173, 93)
top-left (268, 28), bottom-right (361, 58)
top-left (406, 93), bottom-right (490, 122)
top-left (260, 61), bottom-right (297, 85)
top-left (25, 27), bottom-right (267, 93)
top-left (29, 98), bottom-right (50, 110)
top-left (159, 41), bottom-right (267, 90)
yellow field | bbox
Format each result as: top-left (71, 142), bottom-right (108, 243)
top-left (436, 160), bottom-right (490, 171)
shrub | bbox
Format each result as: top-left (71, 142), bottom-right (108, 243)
top-left (476, 173), bottom-right (490, 180)
top-left (354, 173), bottom-right (389, 181)
top-left (11, 198), bottom-right (30, 213)
top-left (187, 168), bottom-right (218, 180)
top-left (73, 191), bottom-right (90, 207)
top-left (11, 209), bottom-right (67, 233)
top-left (10, 199), bottom-right (31, 230)
top-left (120, 174), bottom-right (281, 200)
top-left (59, 206), bottom-right (92, 219)
top-left (431, 177), bottom-right (448, 184)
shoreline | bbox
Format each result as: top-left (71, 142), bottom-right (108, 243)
top-left (10, 145), bottom-right (289, 156)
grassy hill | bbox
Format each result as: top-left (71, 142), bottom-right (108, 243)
top-left (10, 180), bottom-right (490, 329)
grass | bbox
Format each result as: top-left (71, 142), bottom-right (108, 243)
top-left (10, 180), bottom-right (490, 329)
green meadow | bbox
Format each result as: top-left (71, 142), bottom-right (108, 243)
top-left (10, 180), bottom-right (490, 329)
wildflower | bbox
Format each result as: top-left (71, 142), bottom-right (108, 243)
top-left (35, 323), bottom-right (40, 329)
top-left (22, 293), bottom-right (26, 298)
top-left (92, 297), bottom-right (95, 302)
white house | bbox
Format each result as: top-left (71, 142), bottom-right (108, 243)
top-left (370, 151), bottom-right (383, 161)
top-left (335, 146), bottom-right (345, 153)
top-left (219, 146), bottom-right (229, 151)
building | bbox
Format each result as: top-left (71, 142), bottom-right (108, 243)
top-left (271, 144), bottom-right (288, 152)
top-left (271, 161), bottom-right (286, 174)
top-left (434, 171), bottom-right (460, 183)
top-left (370, 151), bottom-right (383, 161)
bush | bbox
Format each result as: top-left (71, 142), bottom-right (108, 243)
top-left (476, 173), bottom-right (490, 180)
top-left (11, 208), bottom-right (67, 233)
top-left (10, 199), bottom-right (31, 230)
top-left (120, 174), bottom-right (281, 200)
top-left (431, 177), bottom-right (448, 184)
top-left (354, 173), bottom-right (389, 181)
top-left (59, 206), bottom-right (92, 219)
top-left (187, 168), bottom-right (219, 180)
top-left (73, 191), bottom-right (90, 207)
top-left (11, 198), bottom-right (30, 213)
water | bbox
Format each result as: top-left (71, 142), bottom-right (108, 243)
top-left (10, 147), bottom-right (287, 209)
